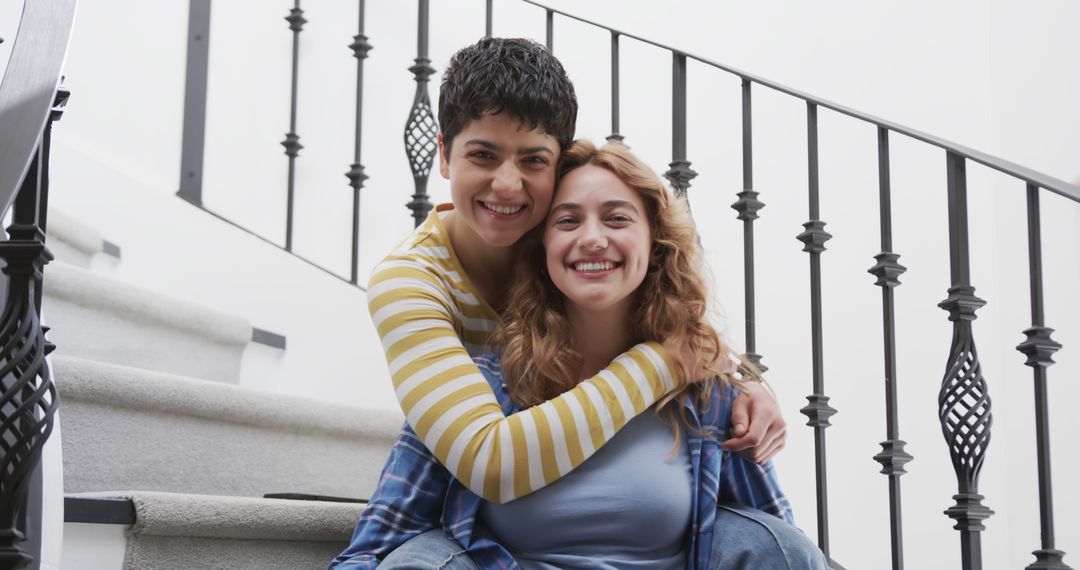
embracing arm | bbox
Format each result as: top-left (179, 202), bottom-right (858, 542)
top-left (722, 380), bottom-right (787, 463)
top-left (368, 261), bottom-right (679, 503)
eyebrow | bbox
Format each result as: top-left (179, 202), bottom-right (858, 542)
top-left (550, 200), bottom-right (641, 215)
top-left (462, 139), bottom-right (555, 155)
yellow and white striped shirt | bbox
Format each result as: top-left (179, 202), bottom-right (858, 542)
top-left (367, 205), bottom-right (679, 503)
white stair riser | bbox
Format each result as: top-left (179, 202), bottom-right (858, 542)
top-left (126, 535), bottom-right (346, 569)
top-left (61, 522), bottom-right (349, 570)
top-left (48, 238), bottom-right (96, 268)
top-left (62, 523), bottom-right (127, 570)
top-left (46, 295), bottom-right (245, 383)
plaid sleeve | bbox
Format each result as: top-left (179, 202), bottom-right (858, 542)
top-left (718, 454), bottom-right (795, 525)
top-left (328, 423), bottom-right (451, 569)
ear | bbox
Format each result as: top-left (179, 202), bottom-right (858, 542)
top-left (438, 133), bottom-right (450, 179)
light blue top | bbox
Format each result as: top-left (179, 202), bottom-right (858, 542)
top-left (479, 408), bottom-right (692, 569)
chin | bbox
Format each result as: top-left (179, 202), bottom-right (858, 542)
top-left (482, 230), bottom-right (524, 248)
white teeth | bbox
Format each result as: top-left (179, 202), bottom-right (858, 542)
top-left (574, 261), bottom-right (616, 272)
top-left (482, 202), bottom-right (525, 215)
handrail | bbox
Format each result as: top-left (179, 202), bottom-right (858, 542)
top-left (0, 0), bottom-right (78, 217)
top-left (0, 1), bottom-right (75, 567)
top-left (520, 0), bottom-right (1080, 204)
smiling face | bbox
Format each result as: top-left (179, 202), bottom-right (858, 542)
top-left (543, 164), bottom-right (652, 316)
top-left (439, 112), bottom-right (560, 249)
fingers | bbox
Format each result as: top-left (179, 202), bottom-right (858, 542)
top-left (752, 430), bottom-right (787, 463)
top-left (728, 390), bottom-right (751, 438)
top-left (722, 409), bottom-right (768, 453)
top-left (722, 381), bottom-right (788, 463)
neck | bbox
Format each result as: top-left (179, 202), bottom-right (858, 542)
top-left (566, 300), bottom-right (636, 379)
top-left (444, 212), bottom-right (515, 309)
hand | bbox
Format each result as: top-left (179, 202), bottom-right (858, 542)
top-left (721, 380), bottom-right (786, 463)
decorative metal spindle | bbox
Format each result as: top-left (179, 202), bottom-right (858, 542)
top-left (346, 0), bottom-right (372, 285)
top-left (282, 0), bottom-right (306, 251)
top-left (938, 151), bottom-right (993, 570)
top-left (606, 31), bottom-right (623, 144)
top-left (869, 127), bottom-right (912, 570)
top-left (485, 0), bottom-right (492, 37)
top-left (545, 9), bottom-right (553, 52)
top-left (663, 53), bottom-right (696, 199)
top-left (0, 87), bottom-right (64, 570)
top-left (731, 78), bottom-right (765, 372)
top-left (1017, 183), bottom-right (1071, 570)
top-left (797, 102), bottom-right (835, 558)
top-left (404, 0), bottom-right (437, 227)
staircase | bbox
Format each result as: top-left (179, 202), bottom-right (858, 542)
top-left (47, 214), bottom-right (402, 569)
top-left (3, 0), bottom-right (1079, 569)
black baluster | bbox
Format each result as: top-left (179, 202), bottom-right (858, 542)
top-left (545, 9), bottom-right (553, 52)
top-left (797, 102), bottom-right (835, 558)
top-left (0, 87), bottom-right (64, 570)
top-left (1017, 183), bottom-right (1071, 570)
top-left (938, 151), bottom-right (993, 570)
top-left (282, 0), bottom-right (306, 251)
top-left (869, 127), bottom-right (912, 570)
top-left (403, 0), bottom-right (437, 227)
top-left (485, 0), bottom-right (492, 37)
top-left (664, 53), bottom-right (696, 199)
top-left (177, 0), bottom-right (211, 206)
top-left (731, 78), bottom-right (765, 372)
top-left (346, 0), bottom-right (372, 285)
top-left (606, 31), bottom-right (623, 144)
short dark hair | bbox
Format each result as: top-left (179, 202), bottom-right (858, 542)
top-left (438, 37), bottom-right (577, 152)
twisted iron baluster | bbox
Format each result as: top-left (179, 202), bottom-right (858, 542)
top-left (868, 127), bottom-right (912, 570)
top-left (403, 0), bottom-right (437, 228)
top-left (346, 0), bottom-right (372, 284)
top-left (1017, 183), bottom-right (1071, 570)
top-left (730, 78), bottom-right (765, 372)
top-left (938, 152), bottom-right (993, 570)
top-left (0, 87), bottom-right (64, 570)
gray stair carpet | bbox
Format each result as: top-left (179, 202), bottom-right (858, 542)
top-left (45, 209), bottom-right (111, 268)
top-left (55, 355), bottom-right (404, 500)
top-left (44, 261), bottom-right (251, 382)
top-left (73, 491), bottom-right (363, 569)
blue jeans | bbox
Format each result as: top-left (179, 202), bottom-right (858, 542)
top-left (709, 503), bottom-right (828, 570)
top-left (380, 505), bottom-right (827, 569)
top-left (378, 530), bottom-right (479, 570)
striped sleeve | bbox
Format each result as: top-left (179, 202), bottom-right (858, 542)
top-left (367, 259), bottom-right (681, 503)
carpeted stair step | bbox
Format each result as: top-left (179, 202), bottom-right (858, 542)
top-left (64, 491), bottom-right (364, 569)
top-left (46, 208), bottom-right (121, 269)
top-left (44, 260), bottom-right (255, 383)
top-left (55, 355), bottom-right (403, 499)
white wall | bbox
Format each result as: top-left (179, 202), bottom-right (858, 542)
top-left (33, 0), bottom-right (1080, 568)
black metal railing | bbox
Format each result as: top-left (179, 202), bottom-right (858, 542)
top-left (506, 3), bottom-right (1079, 570)
top-left (0, 0), bottom-right (76, 567)
top-left (171, 2), bottom-right (1079, 567)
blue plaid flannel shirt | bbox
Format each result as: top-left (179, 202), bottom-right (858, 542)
top-left (330, 354), bottom-right (794, 570)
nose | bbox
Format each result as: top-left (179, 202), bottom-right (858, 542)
top-left (579, 219), bottom-right (608, 251)
top-left (491, 160), bottom-right (523, 196)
